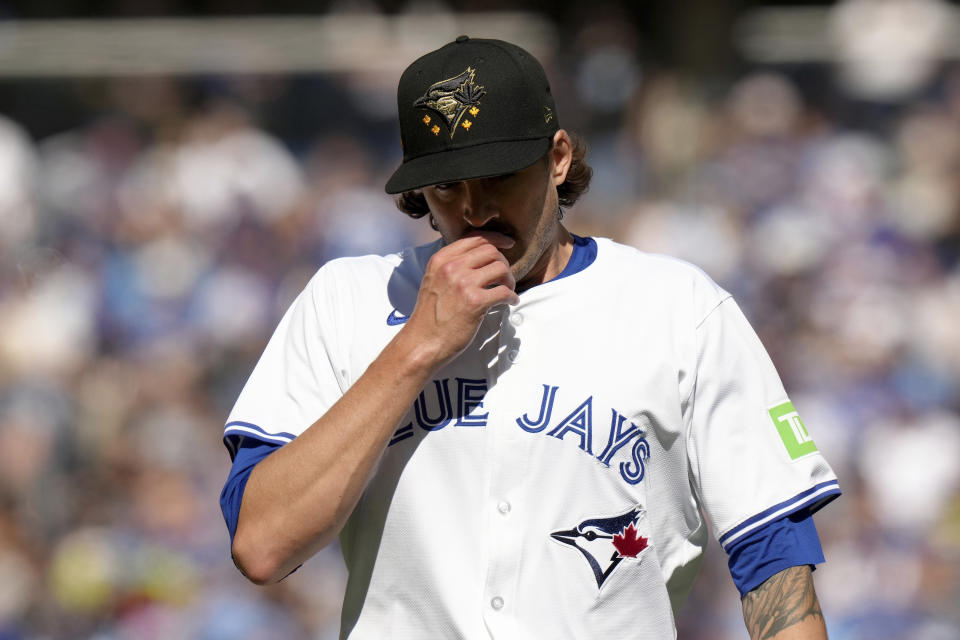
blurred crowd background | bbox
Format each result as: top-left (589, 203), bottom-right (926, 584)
top-left (1, 0), bottom-right (960, 638)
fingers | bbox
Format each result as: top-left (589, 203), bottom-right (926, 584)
top-left (443, 245), bottom-right (511, 283)
top-left (473, 260), bottom-right (517, 298)
top-left (440, 233), bottom-right (515, 258)
top-left (431, 237), bottom-right (513, 287)
top-left (441, 237), bottom-right (512, 274)
top-left (453, 272), bottom-right (519, 315)
top-left (452, 263), bottom-right (518, 310)
top-left (425, 236), bottom-right (518, 302)
top-left (461, 230), bottom-right (515, 250)
top-left (431, 253), bottom-right (516, 312)
top-left (482, 282), bottom-right (520, 308)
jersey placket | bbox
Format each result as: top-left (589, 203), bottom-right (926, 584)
top-left (480, 303), bottom-right (527, 637)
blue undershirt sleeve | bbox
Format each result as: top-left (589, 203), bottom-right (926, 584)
top-left (726, 509), bottom-right (826, 597)
top-left (219, 437), bottom-right (283, 543)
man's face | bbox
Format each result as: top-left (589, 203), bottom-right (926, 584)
top-left (421, 133), bottom-right (569, 290)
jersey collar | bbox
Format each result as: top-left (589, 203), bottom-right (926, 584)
top-left (542, 234), bottom-right (597, 286)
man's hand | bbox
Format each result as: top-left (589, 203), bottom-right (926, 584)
top-left (742, 565), bottom-right (828, 640)
top-left (404, 234), bottom-right (519, 366)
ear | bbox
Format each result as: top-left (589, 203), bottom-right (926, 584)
top-left (549, 129), bottom-right (573, 186)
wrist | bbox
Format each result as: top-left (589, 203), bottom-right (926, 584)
top-left (385, 325), bottom-right (446, 381)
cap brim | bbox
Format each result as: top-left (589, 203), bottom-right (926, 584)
top-left (385, 137), bottom-right (552, 194)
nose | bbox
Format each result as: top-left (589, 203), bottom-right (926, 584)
top-left (461, 181), bottom-right (499, 228)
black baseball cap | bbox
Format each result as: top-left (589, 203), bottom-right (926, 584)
top-left (385, 36), bottom-right (560, 194)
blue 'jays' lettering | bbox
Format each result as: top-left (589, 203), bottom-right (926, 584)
top-left (597, 409), bottom-right (642, 466)
top-left (547, 397), bottom-right (594, 454)
top-left (389, 380), bottom-right (651, 486)
top-left (516, 384), bottom-right (559, 432)
top-left (621, 436), bottom-right (650, 485)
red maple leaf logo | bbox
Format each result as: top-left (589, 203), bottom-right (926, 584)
top-left (613, 522), bottom-right (648, 558)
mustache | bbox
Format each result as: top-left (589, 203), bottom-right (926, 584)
top-left (468, 222), bottom-right (515, 238)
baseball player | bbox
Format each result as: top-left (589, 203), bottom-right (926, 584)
top-left (220, 37), bottom-right (840, 639)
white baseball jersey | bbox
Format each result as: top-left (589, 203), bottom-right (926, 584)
top-left (225, 236), bottom-right (840, 639)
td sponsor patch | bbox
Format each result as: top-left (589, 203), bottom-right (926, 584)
top-left (769, 401), bottom-right (818, 460)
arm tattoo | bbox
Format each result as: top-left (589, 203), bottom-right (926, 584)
top-left (742, 565), bottom-right (825, 640)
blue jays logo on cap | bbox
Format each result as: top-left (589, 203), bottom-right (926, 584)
top-left (550, 506), bottom-right (649, 589)
top-left (414, 67), bottom-right (486, 139)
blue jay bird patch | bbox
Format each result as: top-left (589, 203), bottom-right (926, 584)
top-left (413, 67), bottom-right (485, 139)
top-left (551, 506), bottom-right (649, 589)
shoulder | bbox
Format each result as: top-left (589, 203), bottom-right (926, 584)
top-left (310, 250), bottom-right (402, 286)
top-left (593, 237), bottom-right (722, 284)
top-left (591, 237), bottom-right (731, 320)
top-left (306, 239), bottom-right (442, 294)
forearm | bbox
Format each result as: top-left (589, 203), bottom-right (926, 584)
top-left (231, 328), bottom-right (441, 584)
top-left (741, 565), bottom-right (828, 640)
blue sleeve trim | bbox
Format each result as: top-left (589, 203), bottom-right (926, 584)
top-left (219, 436), bottom-right (283, 542)
top-left (727, 510), bottom-right (825, 597)
top-left (719, 480), bottom-right (841, 549)
top-left (223, 421), bottom-right (297, 459)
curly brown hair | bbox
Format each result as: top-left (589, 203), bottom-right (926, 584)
top-left (394, 132), bottom-right (592, 229)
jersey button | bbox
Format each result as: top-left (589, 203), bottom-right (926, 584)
top-left (509, 312), bottom-right (523, 326)
top-left (497, 501), bottom-right (511, 515)
top-left (490, 596), bottom-right (504, 610)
